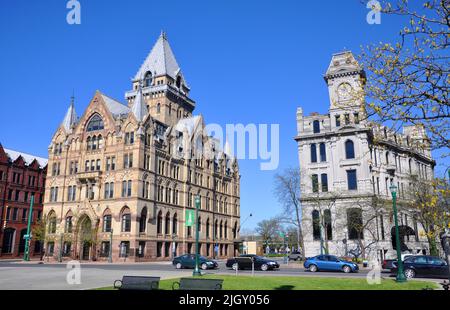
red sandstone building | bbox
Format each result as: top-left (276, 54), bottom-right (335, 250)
top-left (0, 144), bottom-right (47, 259)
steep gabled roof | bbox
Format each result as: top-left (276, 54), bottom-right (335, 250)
top-left (4, 148), bottom-right (48, 168)
top-left (99, 92), bottom-right (130, 117)
top-left (324, 51), bottom-right (363, 80)
top-left (134, 32), bottom-right (182, 82)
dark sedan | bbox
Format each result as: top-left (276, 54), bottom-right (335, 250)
top-left (226, 255), bottom-right (280, 271)
top-left (173, 254), bottom-right (218, 270)
top-left (391, 255), bottom-right (449, 279)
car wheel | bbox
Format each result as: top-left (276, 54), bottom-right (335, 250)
top-left (309, 264), bottom-right (318, 272)
top-left (201, 263), bottom-right (208, 270)
top-left (232, 263), bottom-right (238, 270)
top-left (295, 257), bottom-right (300, 261)
top-left (342, 265), bottom-right (352, 273)
top-left (176, 263), bottom-right (182, 269)
top-left (404, 268), bottom-right (415, 279)
top-left (261, 264), bottom-right (268, 271)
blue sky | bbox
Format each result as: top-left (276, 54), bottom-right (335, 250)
top-left (0, 0), bottom-right (448, 231)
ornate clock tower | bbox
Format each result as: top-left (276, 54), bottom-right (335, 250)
top-left (324, 51), bottom-right (366, 128)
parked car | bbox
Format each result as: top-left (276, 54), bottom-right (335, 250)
top-left (304, 255), bottom-right (359, 273)
top-left (226, 255), bottom-right (280, 271)
top-left (172, 254), bottom-right (218, 270)
top-left (391, 255), bottom-right (449, 279)
top-left (382, 255), bottom-right (421, 271)
top-left (288, 251), bottom-right (302, 261)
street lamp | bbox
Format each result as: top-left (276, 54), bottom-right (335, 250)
top-left (23, 195), bottom-right (34, 261)
top-left (390, 183), bottom-right (407, 282)
top-left (193, 195), bottom-right (201, 276)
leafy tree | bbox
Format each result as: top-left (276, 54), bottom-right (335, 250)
top-left (360, 0), bottom-right (449, 152)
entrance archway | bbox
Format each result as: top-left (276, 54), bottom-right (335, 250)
top-left (78, 215), bottom-right (94, 261)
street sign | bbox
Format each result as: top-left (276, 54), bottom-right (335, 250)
top-left (23, 234), bottom-right (30, 239)
top-left (185, 209), bottom-right (195, 227)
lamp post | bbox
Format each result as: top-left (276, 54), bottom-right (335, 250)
top-left (193, 195), bottom-right (201, 276)
top-left (23, 195), bottom-right (34, 261)
top-left (108, 229), bottom-right (113, 263)
top-left (390, 184), bottom-right (406, 282)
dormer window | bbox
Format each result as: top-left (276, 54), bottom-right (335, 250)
top-left (86, 114), bottom-right (104, 132)
top-left (144, 71), bottom-right (152, 87)
top-left (176, 75), bottom-right (182, 89)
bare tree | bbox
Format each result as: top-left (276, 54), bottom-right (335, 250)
top-left (274, 168), bottom-right (305, 258)
top-left (255, 218), bottom-right (282, 250)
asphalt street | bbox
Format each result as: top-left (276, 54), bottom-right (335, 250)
top-left (0, 258), bottom-right (438, 290)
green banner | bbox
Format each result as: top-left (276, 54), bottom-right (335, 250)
top-left (185, 209), bottom-right (195, 227)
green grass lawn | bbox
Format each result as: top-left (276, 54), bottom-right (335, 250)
top-left (96, 275), bottom-right (438, 290)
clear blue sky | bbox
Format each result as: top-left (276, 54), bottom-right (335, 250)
top-left (0, 0), bottom-right (448, 231)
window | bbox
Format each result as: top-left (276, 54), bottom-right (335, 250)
top-left (96, 159), bottom-right (101, 171)
top-left (121, 180), bottom-right (132, 197)
top-left (335, 115), bottom-right (341, 127)
top-left (324, 209), bottom-right (332, 240)
top-left (344, 114), bottom-right (350, 125)
top-left (157, 211), bottom-right (163, 234)
top-left (144, 71), bottom-right (152, 87)
top-left (319, 143), bottom-right (326, 162)
top-left (100, 241), bottom-right (110, 257)
top-left (313, 120), bottom-right (320, 133)
top-left (125, 132), bottom-right (134, 145)
top-left (121, 213), bottom-right (131, 232)
top-left (310, 144), bottom-right (317, 163)
top-left (354, 113), bottom-right (359, 124)
top-left (86, 114), bottom-right (104, 132)
top-left (379, 213), bottom-right (385, 240)
top-left (321, 173), bottom-right (328, 192)
top-left (347, 208), bottom-right (363, 240)
top-left (312, 210), bottom-right (321, 240)
top-left (165, 212), bottom-right (171, 235)
top-left (312, 174), bottom-right (319, 193)
top-left (65, 216), bottom-right (73, 233)
top-left (119, 241), bottom-right (130, 257)
top-left (173, 213), bottom-right (178, 235)
top-left (48, 216), bottom-right (57, 234)
top-left (347, 170), bottom-right (357, 190)
top-left (104, 182), bottom-right (114, 199)
top-left (139, 208), bottom-right (147, 233)
top-left (67, 186), bottom-right (76, 201)
top-left (124, 153), bottom-right (133, 169)
top-left (103, 215), bottom-right (112, 232)
top-left (156, 103), bottom-right (161, 114)
top-left (345, 140), bottom-right (355, 159)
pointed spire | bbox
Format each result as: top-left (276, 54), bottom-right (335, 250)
top-left (131, 82), bottom-right (148, 122)
top-left (61, 95), bottom-right (78, 132)
top-left (134, 32), bottom-right (182, 82)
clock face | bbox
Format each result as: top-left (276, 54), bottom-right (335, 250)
top-left (337, 83), bottom-right (353, 100)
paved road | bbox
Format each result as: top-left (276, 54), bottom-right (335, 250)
top-left (0, 259), bottom-right (441, 290)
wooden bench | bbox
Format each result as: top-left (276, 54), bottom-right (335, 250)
top-left (172, 278), bottom-right (223, 290)
top-left (113, 276), bottom-right (160, 290)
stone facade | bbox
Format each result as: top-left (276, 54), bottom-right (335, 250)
top-left (43, 33), bottom-right (240, 262)
top-left (0, 144), bottom-right (47, 259)
top-left (295, 51), bottom-right (435, 261)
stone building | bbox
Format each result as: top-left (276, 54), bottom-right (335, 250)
top-left (0, 144), bottom-right (47, 259)
top-left (295, 51), bottom-right (435, 261)
top-left (43, 33), bottom-right (241, 262)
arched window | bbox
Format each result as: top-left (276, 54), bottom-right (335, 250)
top-left (345, 140), bottom-right (355, 159)
top-left (312, 210), bottom-right (321, 240)
top-left (310, 144), bottom-right (317, 163)
top-left (172, 213), bottom-right (178, 235)
top-left (86, 137), bottom-right (92, 150)
top-left (19, 229), bottom-right (27, 253)
top-left (139, 208), bottom-right (147, 233)
top-left (320, 143), bottom-right (326, 162)
top-left (224, 221), bottom-right (228, 239)
top-left (144, 71), bottom-right (152, 87)
top-left (121, 210), bottom-right (131, 232)
top-left (157, 211), bottom-right (163, 235)
top-left (48, 214), bottom-right (57, 234)
top-left (233, 222), bottom-right (237, 239)
top-left (156, 103), bottom-right (161, 114)
top-left (313, 120), bottom-right (320, 133)
top-left (86, 114), bottom-right (104, 132)
top-left (165, 212), bottom-right (170, 235)
top-left (197, 217), bottom-right (201, 232)
top-left (176, 75), bottom-right (182, 88)
top-left (219, 221), bottom-right (223, 239)
top-left (408, 159), bottom-right (412, 174)
top-left (214, 220), bottom-right (218, 239)
top-left (65, 216), bottom-right (73, 233)
top-left (385, 151), bottom-right (390, 165)
top-left (206, 218), bottom-right (210, 238)
top-left (324, 209), bottom-right (332, 240)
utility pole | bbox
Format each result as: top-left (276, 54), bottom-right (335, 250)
top-left (193, 195), bottom-right (201, 276)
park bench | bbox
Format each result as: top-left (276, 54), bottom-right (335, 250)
top-left (172, 278), bottom-right (223, 290)
top-left (113, 276), bottom-right (160, 290)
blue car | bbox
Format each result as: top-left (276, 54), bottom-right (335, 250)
top-left (304, 255), bottom-right (359, 273)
